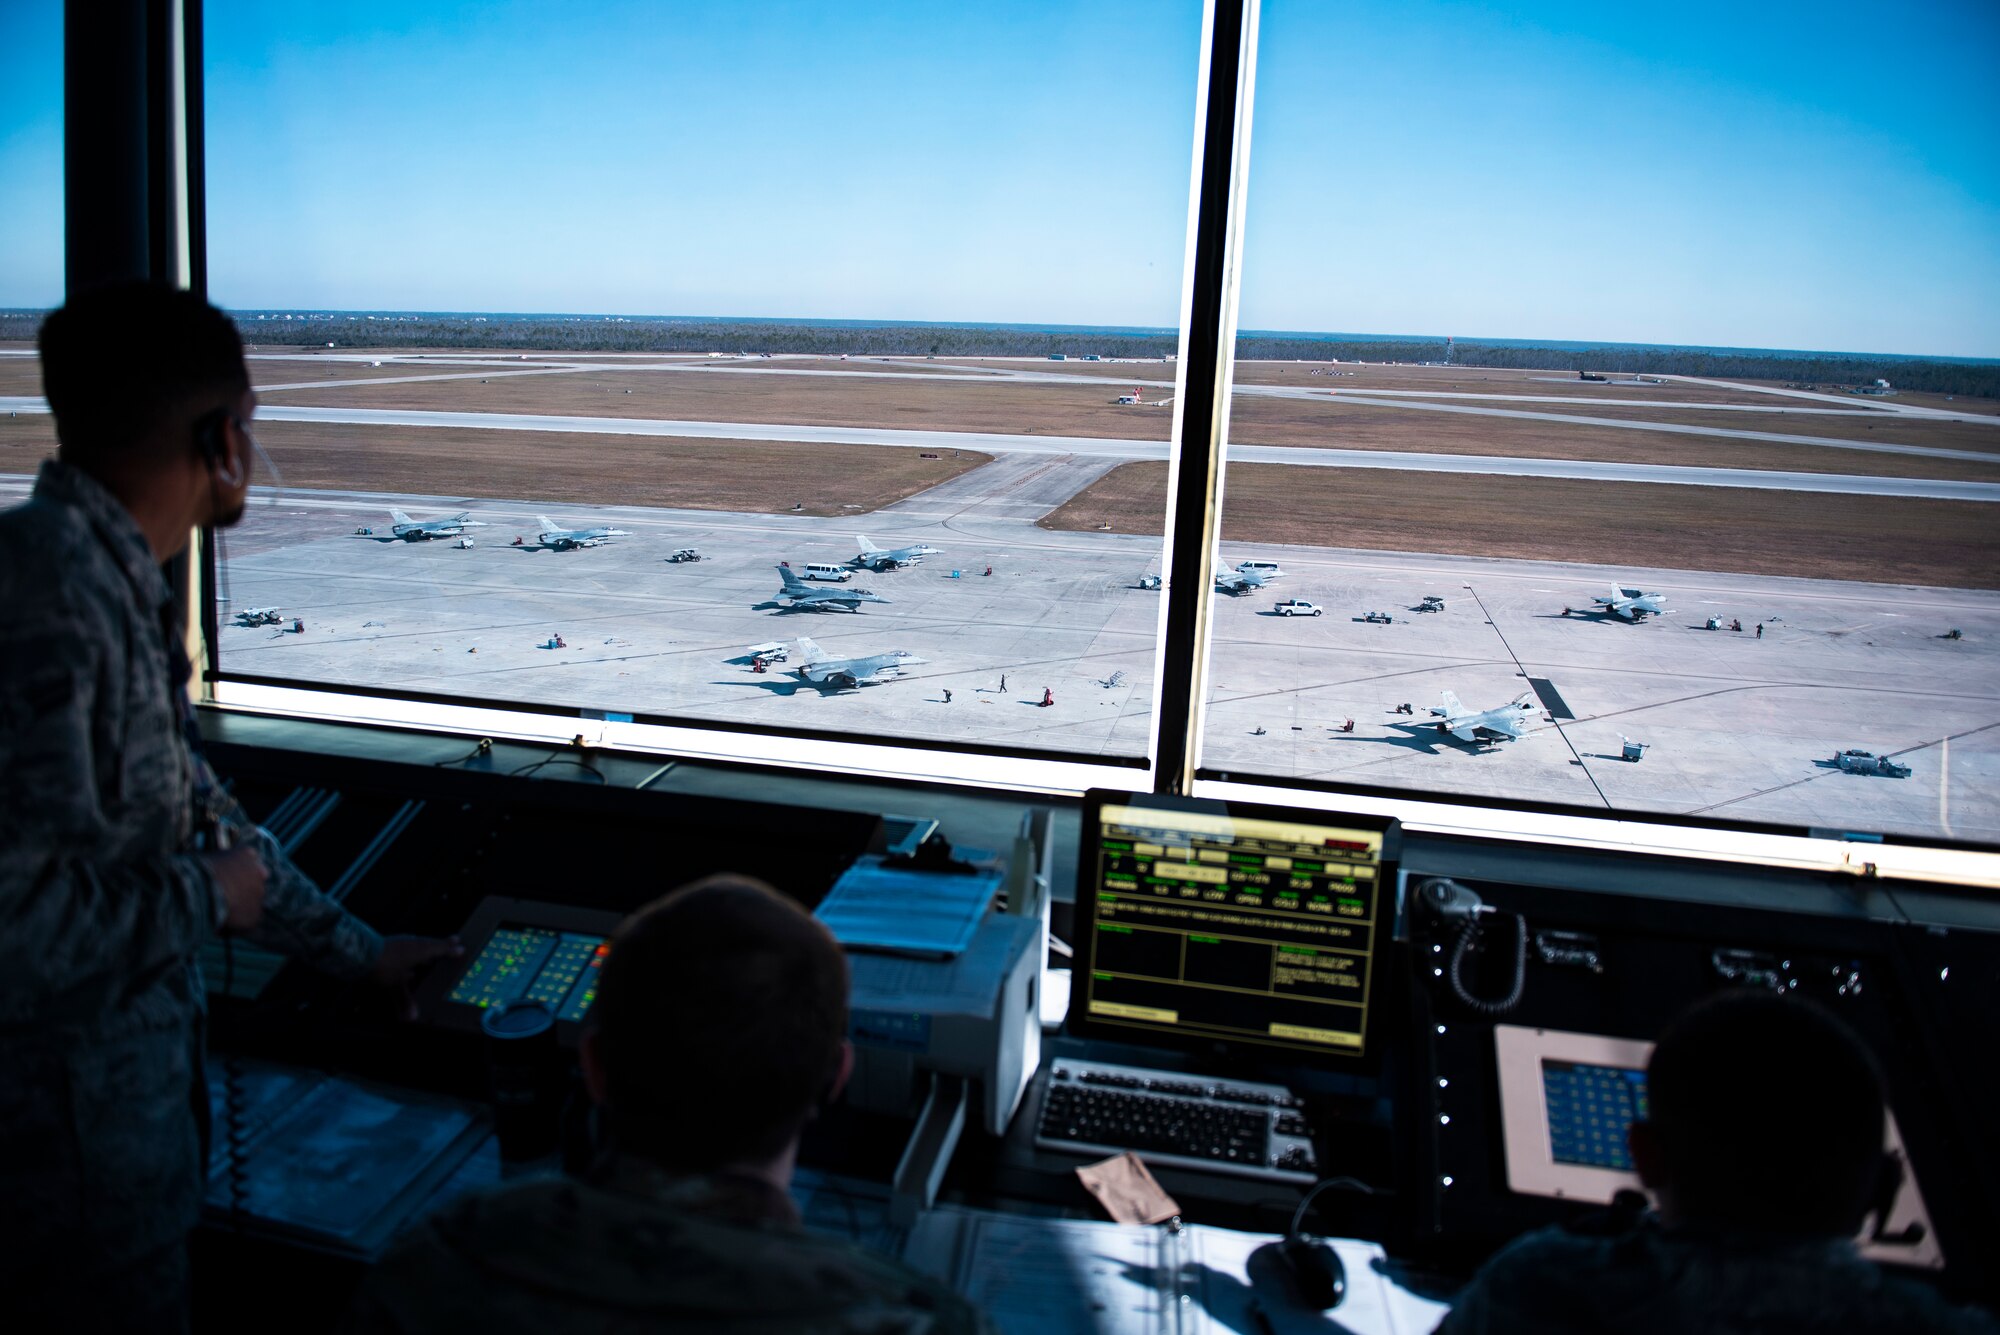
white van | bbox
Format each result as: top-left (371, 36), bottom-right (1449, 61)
top-left (803, 563), bottom-right (853, 582)
top-left (1237, 560), bottom-right (1284, 580)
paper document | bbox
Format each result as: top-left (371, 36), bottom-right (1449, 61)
top-left (848, 913), bottom-right (1038, 1018)
top-left (904, 1203), bottom-right (1452, 1335)
top-left (816, 853), bottom-right (1002, 957)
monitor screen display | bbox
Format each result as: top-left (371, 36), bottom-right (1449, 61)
top-left (1077, 794), bottom-right (1395, 1057)
top-left (1541, 1059), bottom-right (1649, 1171)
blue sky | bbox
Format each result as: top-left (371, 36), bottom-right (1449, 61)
top-left (3, 1), bottom-right (1997, 356)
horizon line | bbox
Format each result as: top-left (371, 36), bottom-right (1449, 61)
top-left (1, 306), bottom-right (1995, 365)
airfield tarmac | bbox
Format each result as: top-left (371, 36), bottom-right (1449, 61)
top-left (35, 468), bottom-right (1982, 846)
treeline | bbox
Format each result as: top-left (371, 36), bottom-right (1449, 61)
top-left (4, 309), bottom-right (1994, 399)
top-left (1237, 334), bottom-right (2000, 399)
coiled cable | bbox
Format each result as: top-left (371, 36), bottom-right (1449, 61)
top-left (1448, 909), bottom-right (1527, 1015)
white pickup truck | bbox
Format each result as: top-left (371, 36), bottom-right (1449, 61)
top-left (1274, 599), bottom-right (1322, 617)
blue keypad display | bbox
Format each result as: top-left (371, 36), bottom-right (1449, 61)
top-left (1542, 1059), bottom-right (1648, 1171)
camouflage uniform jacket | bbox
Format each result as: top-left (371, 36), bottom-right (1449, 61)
top-left (346, 1156), bottom-right (997, 1335)
top-left (1434, 1214), bottom-right (1997, 1335)
top-left (0, 458), bottom-right (383, 1277)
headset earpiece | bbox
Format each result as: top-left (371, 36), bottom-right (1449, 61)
top-left (197, 409), bottom-right (243, 486)
top-left (196, 408), bottom-right (228, 463)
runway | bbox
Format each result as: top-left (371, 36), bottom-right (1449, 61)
top-left (8, 396), bottom-right (1990, 501)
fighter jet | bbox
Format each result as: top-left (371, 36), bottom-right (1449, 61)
top-left (793, 636), bottom-right (926, 689)
top-left (773, 565), bottom-right (891, 612)
top-left (388, 508), bottom-right (486, 542)
top-left (534, 515), bottom-right (630, 550)
top-left (1413, 690), bottom-right (1537, 745)
top-left (1214, 567), bottom-right (1269, 596)
top-left (852, 535), bottom-right (942, 571)
top-left (234, 606), bottom-right (284, 627)
top-left (1588, 583), bottom-right (1668, 621)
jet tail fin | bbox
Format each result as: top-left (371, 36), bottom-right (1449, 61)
top-left (796, 636), bottom-right (826, 663)
top-left (857, 535), bottom-right (880, 554)
top-left (391, 509), bottom-right (413, 524)
top-left (1439, 690), bottom-right (1465, 717)
top-left (536, 516), bottom-right (559, 532)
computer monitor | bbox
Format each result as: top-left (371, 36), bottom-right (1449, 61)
top-left (1072, 791), bottom-right (1399, 1059)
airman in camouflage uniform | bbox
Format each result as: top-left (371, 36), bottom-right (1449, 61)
top-left (0, 285), bottom-right (451, 1332)
top-left (1435, 992), bottom-right (1997, 1335)
top-left (346, 1158), bottom-right (993, 1335)
top-left (348, 875), bottom-right (996, 1334)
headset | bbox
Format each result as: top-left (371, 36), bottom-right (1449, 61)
top-left (196, 407), bottom-right (244, 488)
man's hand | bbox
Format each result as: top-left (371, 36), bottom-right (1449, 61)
top-left (204, 846), bottom-right (268, 932)
top-left (374, 935), bottom-right (464, 1019)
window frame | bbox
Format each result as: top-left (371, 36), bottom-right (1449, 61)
top-left (166, 0), bottom-right (2000, 889)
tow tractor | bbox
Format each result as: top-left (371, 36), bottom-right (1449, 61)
top-left (1833, 749), bottom-right (1911, 778)
top-left (667, 547), bottom-right (703, 563)
top-left (1416, 595), bottom-right (1445, 613)
top-left (1361, 611), bottom-right (1394, 624)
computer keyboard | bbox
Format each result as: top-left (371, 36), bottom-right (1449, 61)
top-left (1033, 1058), bottom-right (1320, 1184)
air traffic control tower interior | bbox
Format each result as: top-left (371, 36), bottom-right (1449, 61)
top-left (22, 1), bottom-right (2000, 1330)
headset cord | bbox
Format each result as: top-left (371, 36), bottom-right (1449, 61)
top-left (1448, 910), bottom-right (1528, 1015)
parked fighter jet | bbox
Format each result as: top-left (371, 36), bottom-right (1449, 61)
top-left (793, 636), bottom-right (926, 689)
top-left (234, 606), bottom-right (284, 627)
top-left (1412, 690), bottom-right (1537, 745)
top-left (389, 508), bottom-right (486, 541)
top-left (773, 565), bottom-right (891, 612)
top-left (1584, 583), bottom-right (1667, 621)
top-left (534, 515), bottom-right (629, 550)
top-left (852, 535), bottom-right (942, 571)
top-left (1214, 566), bottom-right (1269, 596)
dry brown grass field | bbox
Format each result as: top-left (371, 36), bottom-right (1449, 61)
top-left (1226, 361), bottom-right (1794, 404)
top-left (1039, 460), bottom-right (2000, 589)
top-left (935, 357), bottom-right (1179, 380)
top-left (1890, 389), bottom-right (2000, 417)
top-left (0, 413), bottom-right (55, 466)
top-left (258, 368), bottom-right (1179, 441)
top-left (0, 415), bottom-right (987, 516)
top-left (1459, 402), bottom-right (2000, 454)
top-left (1225, 398), bottom-right (2000, 481)
top-left (246, 359), bottom-right (478, 387)
top-left (0, 361), bottom-right (43, 395)
top-left (248, 421), bottom-right (989, 515)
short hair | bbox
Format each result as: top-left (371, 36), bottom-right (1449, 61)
top-left (38, 282), bottom-right (249, 463)
top-left (591, 875), bottom-right (849, 1170)
top-left (1646, 990), bottom-right (1885, 1234)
